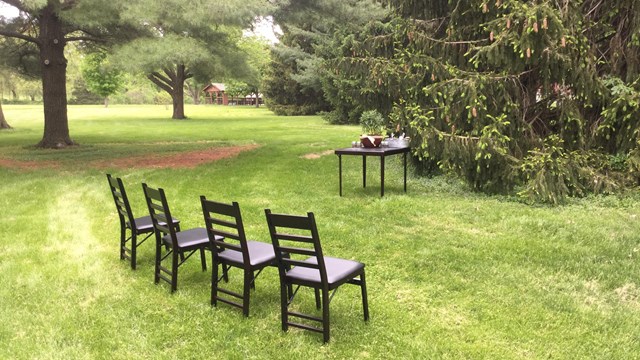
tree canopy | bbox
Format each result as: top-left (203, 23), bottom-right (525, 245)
top-left (262, 0), bottom-right (386, 116)
top-left (111, 0), bottom-right (270, 119)
top-left (0, 0), bottom-right (147, 147)
top-left (81, 50), bottom-right (123, 107)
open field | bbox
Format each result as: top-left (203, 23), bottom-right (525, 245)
top-left (1, 105), bottom-right (639, 359)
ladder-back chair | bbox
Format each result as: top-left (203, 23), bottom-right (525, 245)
top-left (201, 197), bottom-right (279, 317)
top-left (143, 183), bottom-right (210, 293)
top-left (264, 209), bottom-right (369, 343)
top-left (106, 174), bottom-right (180, 269)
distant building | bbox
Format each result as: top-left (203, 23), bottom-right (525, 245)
top-left (202, 83), bottom-right (263, 106)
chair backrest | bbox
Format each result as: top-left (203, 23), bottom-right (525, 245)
top-left (264, 209), bottom-right (328, 285)
top-left (201, 197), bottom-right (249, 262)
top-left (106, 174), bottom-right (136, 229)
top-left (142, 183), bottom-right (178, 247)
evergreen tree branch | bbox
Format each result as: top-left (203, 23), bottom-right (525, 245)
top-left (0, 28), bottom-right (39, 44)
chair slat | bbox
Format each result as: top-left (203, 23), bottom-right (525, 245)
top-left (213, 240), bottom-right (242, 252)
top-left (115, 198), bottom-right (126, 208)
top-left (149, 202), bottom-right (164, 212)
top-left (209, 217), bottom-right (238, 229)
top-left (205, 201), bottom-right (237, 216)
top-left (210, 229), bottom-right (240, 241)
top-left (278, 245), bottom-right (315, 257)
top-left (274, 233), bottom-right (314, 243)
top-left (155, 212), bottom-right (169, 223)
top-left (282, 258), bottom-right (319, 269)
top-left (155, 224), bottom-right (171, 234)
top-left (269, 213), bottom-right (311, 230)
top-left (144, 186), bottom-right (162, 199)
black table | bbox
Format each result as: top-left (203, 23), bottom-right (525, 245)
top-left (335, 146), bottom-right (410, 197)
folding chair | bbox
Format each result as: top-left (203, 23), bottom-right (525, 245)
top-left (265, 209), bottom-right (369, 342)
top-left (201, 197), bottom-right (279, 317)
top-left (106, 174), bottom-right (179, 269)
top-left (142, 183), bottom-right (210, 293)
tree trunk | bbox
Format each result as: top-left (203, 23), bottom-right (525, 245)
top-left (37, 4), bottom-right (74, 148)
top-left (104, 97), bottom-right (109, 108)
top-left (147, 64), bottom-right (191, 120)
top-left (185, 81), bottom-right (201, 105)
top-left (193, 90), bottom-right (200, 105)
top-left (0, 102), bottom-right (12, 129)
top-left (171, 65), bottom-right (186, 119)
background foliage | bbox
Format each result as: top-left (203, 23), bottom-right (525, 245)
top-left (325, 0), bottom-right (640, 203)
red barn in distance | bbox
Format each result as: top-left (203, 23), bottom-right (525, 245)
top-left (202, 83), bottom-right (263, 106)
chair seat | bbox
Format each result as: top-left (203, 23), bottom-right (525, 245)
top-left (286, 256), bottom-right (364, 286)
top-left (218, 240), bottom-right (276, 267)
top-left (133, 215), bottom-right (179, 233)
top-left (162, 227), bottom-right (213, 249)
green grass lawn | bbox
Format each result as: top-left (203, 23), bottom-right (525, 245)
top-left (1, 104), bottom-right (639, 359)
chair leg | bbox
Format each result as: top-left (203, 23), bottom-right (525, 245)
top-left (130, 232), bottom-right (137, 270)
top-left (171, 250), bottom-right (179, 293)
top-left (211, 258), bottom-right (219, 306)
top-left (243, 270), bottom-right (252, 317)
top-left (361, 271), bottom-right (369, 321)
top-left (119, 224), bottom-right (126, 260)
top-left (322, 288), bottom-right (330, 343)
top-left (199, 248), bottom-right (207, 271)
top-left (314, 288), bottom-right (321, 310)
top-left (154, 232), bottom-right (161, 284)
top-left (280, 280), bottom-right (289, 332)
top-left (223, 264), bottom-right (229, 283)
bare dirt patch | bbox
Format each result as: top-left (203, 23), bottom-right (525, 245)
top-left (91, 144), bottom-right (259, 169)
top-left (0, 144), bottom-right (259, 170)
top-left (301, 150), bottom-right (334, 159)
top-left (0, 158), bottom-right (60, 170)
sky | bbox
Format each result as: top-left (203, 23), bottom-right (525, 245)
top-left (0, 4), bottom-right (280, 43)
top-left (0, 2), bottom-right (18, 18)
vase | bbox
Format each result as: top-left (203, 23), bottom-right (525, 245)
top-left (360, 135), bottom-right (383, 148)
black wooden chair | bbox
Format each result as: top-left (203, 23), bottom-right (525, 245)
top-left (201, 197), bottom-right (279, 317)
top-left (264, 209), bottom-right (369, 343)
top-left (106, 174), bottom-right (180, 270)
top-left (142, 183), bottom-right (210, 293)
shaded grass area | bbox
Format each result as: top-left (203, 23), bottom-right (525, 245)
top-left (1, 105), bottom-right (639, 359)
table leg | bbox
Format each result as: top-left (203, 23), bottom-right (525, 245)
top-left (381, 156), bottom-right (385, 197)
top-left (338, 155), bottom-right (342, 197)
top-left (362, 156), bottom-right (367, 188)
top-left (403, 152), bottom-right (407, 193)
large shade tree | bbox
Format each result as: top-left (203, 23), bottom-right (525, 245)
top-left (112, 0), bottom-right (270, 119)
top-left (330, 0), bottom-right (640, 203)
top-left (0, 100), bottom-right (8, 129)
top-left (0, 0), bottom-right (143, 148)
